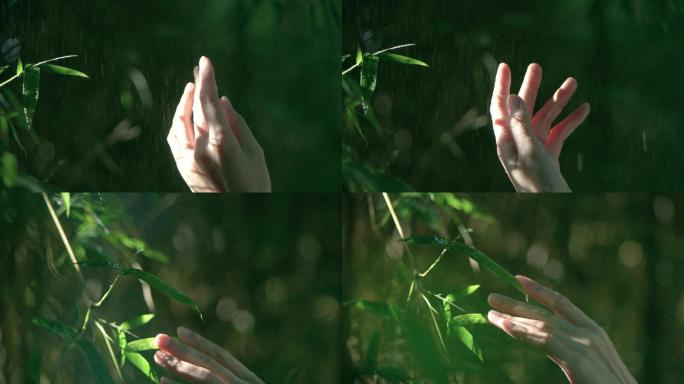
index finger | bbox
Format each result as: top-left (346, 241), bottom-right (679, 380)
top-left (490, 62), bottom-right (511, 130)
top-left (516, 275), bottom-right (595, 328)
top-left (198, 56), bottom-right (241, 154)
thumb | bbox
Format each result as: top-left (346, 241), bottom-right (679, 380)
top-left (508, 94), bottom-right (535, 155)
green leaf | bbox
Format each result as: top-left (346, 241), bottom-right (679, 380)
top-left (421, 293), bottom-right (446, 354)
top-left (105, 232), bottom-right (169, 263)
top-left (377, 52), bottom-right (429, 67)
top-left (450, 284), bottom-right (481, 302)
top-left (125, 337), bottom-right (158, 352)
top-left (16, 58), bottom-right (23, 76)
top-left (81, 261), bottom-right (203, 320)
top-left (2, 152), bottom-right (18, 187)
top-left (77, 339), bottom-right (116, 384)
top-left (355, 45), bottom-right (363, 65)
top-left (447, 242), bottom-right (525, 296)
top-left (40, 63), bottom-right (89, 79)
top-left (61, 192), bottom-right (71, 217)
top-left (402, 236), bottom-right (451, 247)
top-left (94, 321), bottom-right (123, 383)
top-left (451, 313), bottom-right (488, 326)
top-left (21, 66), bottom-right (40, 128)
top-left (117, 328), bottom-right (127, 367)
top-left (452, 326), bottom-right (483, 361)
top-left (126, 351), bottom-right (159, 383)
top-left (0, 65), bottom-right (9, 75)
top-left (120, 313), bottom-right (155, 330)
top-left (30, 317), bottom-right (78, 340)
top-left (348, 299), bottom-right (399, 320)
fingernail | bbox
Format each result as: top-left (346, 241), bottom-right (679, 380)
top-left (200, 56), bottom-right (209, 69)
top-left (177, 326), bottom-right (192, 339)
top-left (488, 293), bottom-right (501, 305)
top-left (156, 334), bottom-right (170, 349)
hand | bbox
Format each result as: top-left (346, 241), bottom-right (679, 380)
top-left (489, 63), bottom-right (590, 192)
top-left (487, 276), bottom-right (637, 384)
top-left (167, 56), bottom-right (271, 192)
top-left (155, 327), bottom-right (264, 384)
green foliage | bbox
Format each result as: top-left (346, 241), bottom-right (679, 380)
top-left (347, 193), bottom-right (519, 382)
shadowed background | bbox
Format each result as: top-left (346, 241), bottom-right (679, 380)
top-left (343, 0), bottom-right (684, 191)
top-left (1, 0), bottom-right (340, 191)
top-left (0, 193), bottom-right (340, 383)
top-left (343, 193), bottom-right (684, 383)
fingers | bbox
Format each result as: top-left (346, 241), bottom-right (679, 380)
top-left (197, 56), bottom-right (241, 154)
top-left (220, 96), bottom-right (260, 153)
top-left (168, 83), bottom-right (196, 160)
top-left (154, 350), bottom-right (224, 384)
top-left (546, 103), bottom-right (590, 159)
top-left (156, 333), bottom-right (242, 383)
top-left (160, 378), bottom-right (183, 384)
top-left (488, 293), bottom-right (555, 323)
top-left (518, 63), bottom-right (542, 115)
top-left (516, 275), bottom-right (596, 328)
top-left (507, 94), bottom-right (536, 155)
top-left (532, 77), bottom-right (578, 134)
top-left (490, 63), bottom-right (511, 132)
top-left (193, 62), bottom-right (207, 137)
top-left (178, 327), bottom-right (262, 383)
top-left (488, 310), bottom-right (577, 361)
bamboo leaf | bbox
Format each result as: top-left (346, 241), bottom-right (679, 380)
top-left (21, 66), bottom-right (40, 129)
top-left (94, 321), bottom-right (123, 382)
top-left (61, 192), bottom-right (71, 217)
top-left (116, 328), bottom-right (127, 367)
top-left (40, 63), bottom-right (89, 79)
top-left (30, 317), bottom-right (78, 340)
top-left (120, 314), bottom-right (155, 330)
top-left (420, 293), bottom-right (446, 354)
top-left (450, 284), bottom-right (481, 301)
top-left (347, 299), bottom-right (399, 321)
top-left (377, 52), bottom-right (429, 67)
top-left (452, 325), bottom-right (483, 362)
top-left (125, 338), bottom-right (158, 352)
top-left (451, 313), bottom-right (488, 326)
top-left (77, 339), bottom-right (116, 384)
top-left (16, 58), bottom-right (23, 76)
top-left (125, 351), bottom-right (159, 383)
top-left (355, 45), bottom-right (363, 65)
top-left (447, 242), bottom-right (525, 296)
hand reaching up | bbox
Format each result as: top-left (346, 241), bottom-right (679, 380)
top-left (488, 276), bottom-right (637, 384)
top-left (168, 56), bottom-right (271, 192)
top-left (489, 63), bottom-right (590, 192)
top-left (155, 327), bottom-right (264, 384)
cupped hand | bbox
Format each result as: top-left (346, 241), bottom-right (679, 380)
top-left (487, 276), bottom-right (637, 384)
top-left (168, 56), bottom-right (271, 192)
top-left (489, 63), bottom-right (590, 192)
top-left (155, 327), bottom-right (264, 384)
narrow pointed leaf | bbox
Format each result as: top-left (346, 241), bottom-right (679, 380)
top-left (61, 192), bottom-right (71, 217)
top-left (348, 299), bottom-right (399, 321)
top-left (421, 293), bottom-right (446, 354)
top-left (94, 321), bottom-right (123, 382)
top-left (125, 351), bottom-right (159, 383)
top-left (355, 45), bottom-right (363, 65)
top-left (452, 325), bottom-right (483, 361)
top-left (16, 58), bottom-right (23, 76)
top-left (120, 314), bottom-right (155, 330)
top-left (40, 63), bottom-right (89, 78)
top-left (77, 339), bottom-right (116, 384)
top-left (125, 338), bottom-right (158, 352)
top-left (30, 317), bottom-right (78, 340)
top-left (0, 65), bottom-right (9, 75)
top-left (22, 66), bottom-right (40, 128)
top-left (117, 328), bottom-right (127, 367)
top-left (377, 52), bottom-right (429, 67)
top-left (450, 284), bottom-right (480, 301)
top-left (451, 313), bottom-right (488, 326)
top-left (447, 242), bottom-right (525, 296)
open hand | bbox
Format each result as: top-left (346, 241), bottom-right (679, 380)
top-left (488, 276), bottom-right (636, 384)
top-left (155, 327), bottom-right (264, 384)
top-left (489, 63), bottom-right (590, 192)
top-left (167, 56), bottom-right (271, 192)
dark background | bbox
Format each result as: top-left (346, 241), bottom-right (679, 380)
top-left (343, 193), bottom-right (684, 383)
top-left (343, 0), bottom-right (684, 191)
top-left (1, 0), bottom-right (340, 191)
top-left (0, 193), bottom-right (341, 383)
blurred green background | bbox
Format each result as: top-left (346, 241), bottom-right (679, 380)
top-left (343, 0), bottom-right (684, 191)
top-left (0, 193), bottom-right (340, 383)
top-left (343, 193), bottom-right (684, 383)
top-left (1, 0), bottom-right (340, 191)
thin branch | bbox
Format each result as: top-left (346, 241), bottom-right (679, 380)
top-left (42, 193), bottom-right (82, 275)
top-left (341, 43), bottom-right (417, 76)
top-left (94, 274), bottom-right (120, 307)
top-left (419, 247), bottom-right (448, 278)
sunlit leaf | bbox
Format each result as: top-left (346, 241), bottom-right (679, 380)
top-left (447, 242), bottom-right (525, 296)
top-left (120, 313), bottom-right (155, 330)
top-left (21, 66), bottom-right (40, 128)
top-left (125, 337), bottom-right (158, 352)
top-left (450, 284), bottom-right (480, 301)
top-left (61, 192), bottom-right (71, 217)
top-left (355, 45), bottom-right (363, 65)
top-left (451, 313), bottom-right (488, 326)
top-left (77, 339), bottom-right (116, 384)
top-left (81, 261), bottom-right (203, 320)
top-left (377, 52), bottom-right (429, 67)
top-left (16, 58), bottom-right (23, 76)
top-left (117, 327), bottom-right (127, 367)
top-left (30, 317), bottom-right (78, 340)
top-left (452, 326), bottom-right (483, 361)
top-left (125, 351), bottom-right (159, 383)
top-left (40, 63), bottom-right (89, 79)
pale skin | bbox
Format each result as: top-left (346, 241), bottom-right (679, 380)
top-left (488, 275), bottom-right (637, 384)
top-left (489, 63), bottom-right (591, 192)
top-left (168, 56), bottom-right (271, 192)
top-left (154, 327), bottom-right (264, 384)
